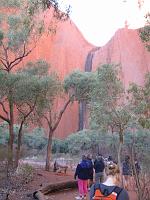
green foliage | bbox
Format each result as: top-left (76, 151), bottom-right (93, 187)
top-left (64, 70), bottom-right (96, 101)
top-left (0, 0), bottom-right (69, 69)
top-left (23, 128), bottom-right (47, 150)
top-left (124, 128), bottom-right (150, 171)
top-left (52, 138), bottom-right (68, 154)
top-left (128, 72), bottom-right (150, 129)
top-left (8, 15), bottom-right (22, 29)
top-left (0, 0), bottom-right (21, 7)
top-left (0, 30), bottom-right (4, 44)
top-left (64, 129), bottom-right (118, 156)
top-left (51, 128), bottom-right (150, 171)
top-left (90, 64), bottom-right (130, 134)
top-left (0, 14), bottom-right (4, 24)
top-left (139, 13), bottom-right (150, 51)
top-left (0, 60), bottom-right (62, 156)
top-left (0, 124), bottom-right (47, 150)
top-left (0, 123), bottom-right (24, 144)
top-left (0, 60), bottom-right (61, 124)
top-left (66, 130), bottom-right (91, 155)
top-left (91, 64), bottom-right (123, 104)
top-left (19, 60), bottom-right (50, 76)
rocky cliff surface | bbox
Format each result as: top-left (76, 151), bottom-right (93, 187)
top-left (24, 15), bottom-right (94, 138)
top-left (92, 28), bottom-right (150, 89)
top-left (23, 16), bottom-right (150, 138)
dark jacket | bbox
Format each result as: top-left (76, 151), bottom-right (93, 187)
top-left (74, 160), bottom-right (89, 180)
top-left (122, 161), bottom-right (132, 176)
top-left (87, 159), bottom-right (94, 179)
top-left (90, 183), bottom-right (129, 200)
top-left (94, 158), bottom-right (105, 173)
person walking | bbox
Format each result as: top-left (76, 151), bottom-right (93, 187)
top-left (86, 154), bottom-right (94, 190)
top-left (90, 162), bottom-right (129, 200)
top-left (122, 155), bottom-right (132, 190)
top-left (74, 155), bottom-right (89, 200)
top-left (94, 154), bottom-right (105, 183)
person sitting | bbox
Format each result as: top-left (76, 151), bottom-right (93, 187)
top-left (90, 162), bottom-right (129, 200)
top-left (53, 160), bottom-right (68, 174)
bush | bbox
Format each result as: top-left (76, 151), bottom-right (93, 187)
top-left (52, 138), bottom-right (68, 154)
top-left (123, 128), bottom-right (150, 172)
top-left (60, 129), bottom-right (118, 157)
top-left (0, 124), bottom-right (47, 151)
top-left (23, 127), bottom-right (47, 150)
top-left (52, 128), bottom-right (150, 173)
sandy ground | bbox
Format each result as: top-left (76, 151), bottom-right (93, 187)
top-left (26, 169), bottom-right (138, 200)
top-left (1, 168), bottom-right (137, 200)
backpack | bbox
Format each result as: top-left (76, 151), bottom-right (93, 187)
top-left (92, 184), bottom-right (122, 200)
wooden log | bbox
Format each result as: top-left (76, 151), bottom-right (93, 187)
top-left (41, 180), bottom-right (77, 195)
top-left (33, 180), bottom-right (77, 199)
top-left (33, 191), bottom-right (46, 200)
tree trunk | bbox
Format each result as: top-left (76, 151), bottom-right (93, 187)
top-left (45, 129), bottom-right (53, 171)
top-left (15, 121), bottom-right (24, 168)
top-left (33, 191), bottom-right (46, 200)
top-left (44, 99), bottom-right (71, 171)
top-left (131, 141), bottom-right (142, 200)
top-left (8, 97), bottom-right (14, 165)
top-left (118, 131), bottom-right (123, 187)
top-left (33, 180), bottom-right (77, 199)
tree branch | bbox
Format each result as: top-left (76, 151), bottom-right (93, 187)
top-left (52, 98), bottom-right (71, 132)
top-left (9, 43), bottom-right (33, 70)
top-left (0, 59), bottom-right (8, 69)
top-left (0, 56), bottom-right (7, 61)
top-left (0, 114), bottom-right (10, 124)
top-left (0, 101), bottom-right (9, 117)
top-left (16, 100), bottom-right (37, 120)
top-left (24, 103), bottom-right (36, 119)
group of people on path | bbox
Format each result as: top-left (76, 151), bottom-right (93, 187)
top-left (74, 154), bottom-right (140, 200)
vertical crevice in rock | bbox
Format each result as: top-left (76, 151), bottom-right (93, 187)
top-left (106, 37), bottom-right (114, 64)
top-left (78, 47), bottom-right (100, 131)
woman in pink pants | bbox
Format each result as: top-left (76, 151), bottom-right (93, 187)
top-left (74, 155), bottom-right (89, 200)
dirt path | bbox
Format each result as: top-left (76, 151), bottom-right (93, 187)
top-left (3, 168), bottom-right (137, 200)
top-left (47, 188), bottom-right (137, 200)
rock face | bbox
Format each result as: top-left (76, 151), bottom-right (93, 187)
top-left (24, 15), bottom-right (94, 138)
top-left (25, 19), bottom-right (150, 138)
top-left (4, 8), bottom-right (149, 138)
top-left (92, 28), bottom-right (150, 89)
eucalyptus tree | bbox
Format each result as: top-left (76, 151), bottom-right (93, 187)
top-left (34, 75), bottom-right (72, 171)
top-left (0, 0), bottom-right (70, 163)
top-left (64, 66), bottom-right (132, 169)
top-left (139, 13), bottom-right (150, 51)
top-left (128, 72), bottom-right (150, 129)
top-left (14, 60), bottom-right (54, 167)
top-left (0, 60), bottom-right (57, 166)
top-left (126, 73), bottom-right (150, 199)
top-left (64, 70), bottom-right (96, 130)
top-left (64, 70), bottom-right (96, 102)
top-left (90, 64), bottom-right (131, 169)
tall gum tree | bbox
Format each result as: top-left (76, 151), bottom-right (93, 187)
top-left (90, 64), bottom-right (131, 173)
top-left (0, 0), bottom-right (70, 164)
top-left (33, 76), bottom-right (73, 171)
top-left (65, 66), bottom-right (132, 173)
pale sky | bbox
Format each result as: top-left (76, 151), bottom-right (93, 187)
top-left (61, 0), bottom-right (150, 46)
